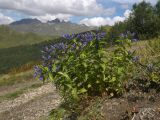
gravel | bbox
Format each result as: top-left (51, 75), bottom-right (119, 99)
top-left (0, 83), bottom-right (61, 120)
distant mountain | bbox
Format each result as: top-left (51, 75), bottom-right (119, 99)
top-left (10, 18), bottom-right (42, 25)
top-left (47, 18), bottom-right (61, 23)
top-left (9, 18), bottom-right (95, 36)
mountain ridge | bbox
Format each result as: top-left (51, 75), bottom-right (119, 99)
top-left (10, 18), bottom-right (42, 25)
top-left (9, 18), bottom-right (95, 36)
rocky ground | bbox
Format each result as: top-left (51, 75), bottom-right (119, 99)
top-left (102, 80), bottom-right (160, 120)
top-left (103, 92), bottom-right (160, 120)
top-left (0, 83), bottom-right (61, 120)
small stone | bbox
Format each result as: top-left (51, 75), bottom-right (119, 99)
top-left (127, 95), bottom-right (138, 102)
top-left (148, 95), bottom-right (155, 102)
top-left (120, 111), bottom-right (129, 120)
top-left (131, 106), bottom-right (139, 114)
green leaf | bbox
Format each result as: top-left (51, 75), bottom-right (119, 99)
top-left (87, 84), bottom-right (91, 88)
top-left (80, 53), bottom-right (86, 58)
top-left (58, 72), bottom-right (71, 81)
top-left (78, 88), bottom-right (87, 94)
top-left (100, 63), bottom-right (106, 71)
top-left (109, 77), bottom-right (116, 83)
top-left (71, 88), bottom-right (78, 99)
top-left (85, 74), bottom-right (89, 80)
top-left (96, 80), bottom-right (100, 84)
top-left (66, 84), bottom-right (73, 89)
top-left (118, 68), bottom-right (124, 74)
top-left (94, 64), bottom-right (99, 69)
top-left (83, 62), bottom-right (88, 68)
top-left (98, 49), bottom-right (107, 55)
top-left (49, 73), bottom-right (54, 81)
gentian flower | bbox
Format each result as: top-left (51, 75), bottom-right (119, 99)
top-left (39, 75), bottom-right (44, 81)
top-left (63, 33), bottom-right (75, 40)
top-left (132, 56), bottom-right (140, 62)
top-left (34, 66), bottom-right (43, 80)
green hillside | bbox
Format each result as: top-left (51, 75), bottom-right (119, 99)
top-left (0, 25), bottom-right (65, 74)
top-left (0, 38), bottom-right (63, 74)
top-left (0, 25), bottom-right (54, 48)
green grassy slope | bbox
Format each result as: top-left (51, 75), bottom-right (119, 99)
top-left (0, 39), bottom-right (62, 74)
top-left (0, 70), bottom-right (43, 101)
top-left (0, 25), bottom-right (65, 74)
top-left (0, 44), bottom-right (41, 73)
top-left (0, 25), bottom-right (54, 48)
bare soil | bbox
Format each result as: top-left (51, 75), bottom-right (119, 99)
top-left (0, 83), bottom-right (61, 120)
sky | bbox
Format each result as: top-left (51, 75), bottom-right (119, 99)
top-left (0, 0), bottom-right (158, 26)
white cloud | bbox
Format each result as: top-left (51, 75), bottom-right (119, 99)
top-left (32, 14), bottom-right (72, 23)
top-left (79, 9), bottom-right (131, 26)
top-left (79, 16), bottom-right (125, 26)
top-left (124, 9), bottom-right (132, 18)
top-left (0, 13), bottom-right (14, 24)
top-left (112, 0), bottom-right (158, 5)
top-left (80, 17), bottom-right (112, 26)
top-left (0, 0), bottom-right (115, 17)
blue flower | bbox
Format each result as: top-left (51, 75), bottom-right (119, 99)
top-left (39, 31), bottom-right (106, 76)
top-left (132, 56), bottom-right (140, 62)
top-left (39, 75), bottom-right (44, 81)
top-left (34, 66), bottom-right (42, 78)
top-left (42, 55), bottom-right (51, 61)
top-left (63, 33), bottom-right (75, 40)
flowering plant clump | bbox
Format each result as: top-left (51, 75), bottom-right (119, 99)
top-left (34, 31), bottom-right (136, 99)
top-left (132, 58), bottom-right (160, 83)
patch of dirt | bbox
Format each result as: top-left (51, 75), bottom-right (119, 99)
top-left (0, 80), bottom-right (41, 97)
top-left (0, 83), bottom-right (61, 120)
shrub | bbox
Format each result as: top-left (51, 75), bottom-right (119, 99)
top-left (35, 32), bottom-right (135, 100)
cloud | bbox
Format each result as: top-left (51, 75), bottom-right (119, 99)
top-left (0, 0), bottom-right (115, 17)
top-left (121, 4), bottom-right (129, 9)
top-left (80, 17), bottom-right (112, 26)
top-left (79, 9), bottom-right (131, 26)
top-left (0, 13), bottom-right (14, 24)
top-left (112, 0), bottom-right (158, 5)
top-left (103, 7), bottom-right (116, 16)
top-left (124, 9), bottom-right (132, 18)
top-left (32, 14), bottom-right (72, 22)
top-left (79, 16), bottom-right (125, 26)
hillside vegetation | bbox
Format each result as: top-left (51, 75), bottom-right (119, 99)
top-left (0, 38), bottom-right (65, 74)
top-left (0, 25), bottom-right (67, 74)
top-left (0, 25), bottom-right (53, 48)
